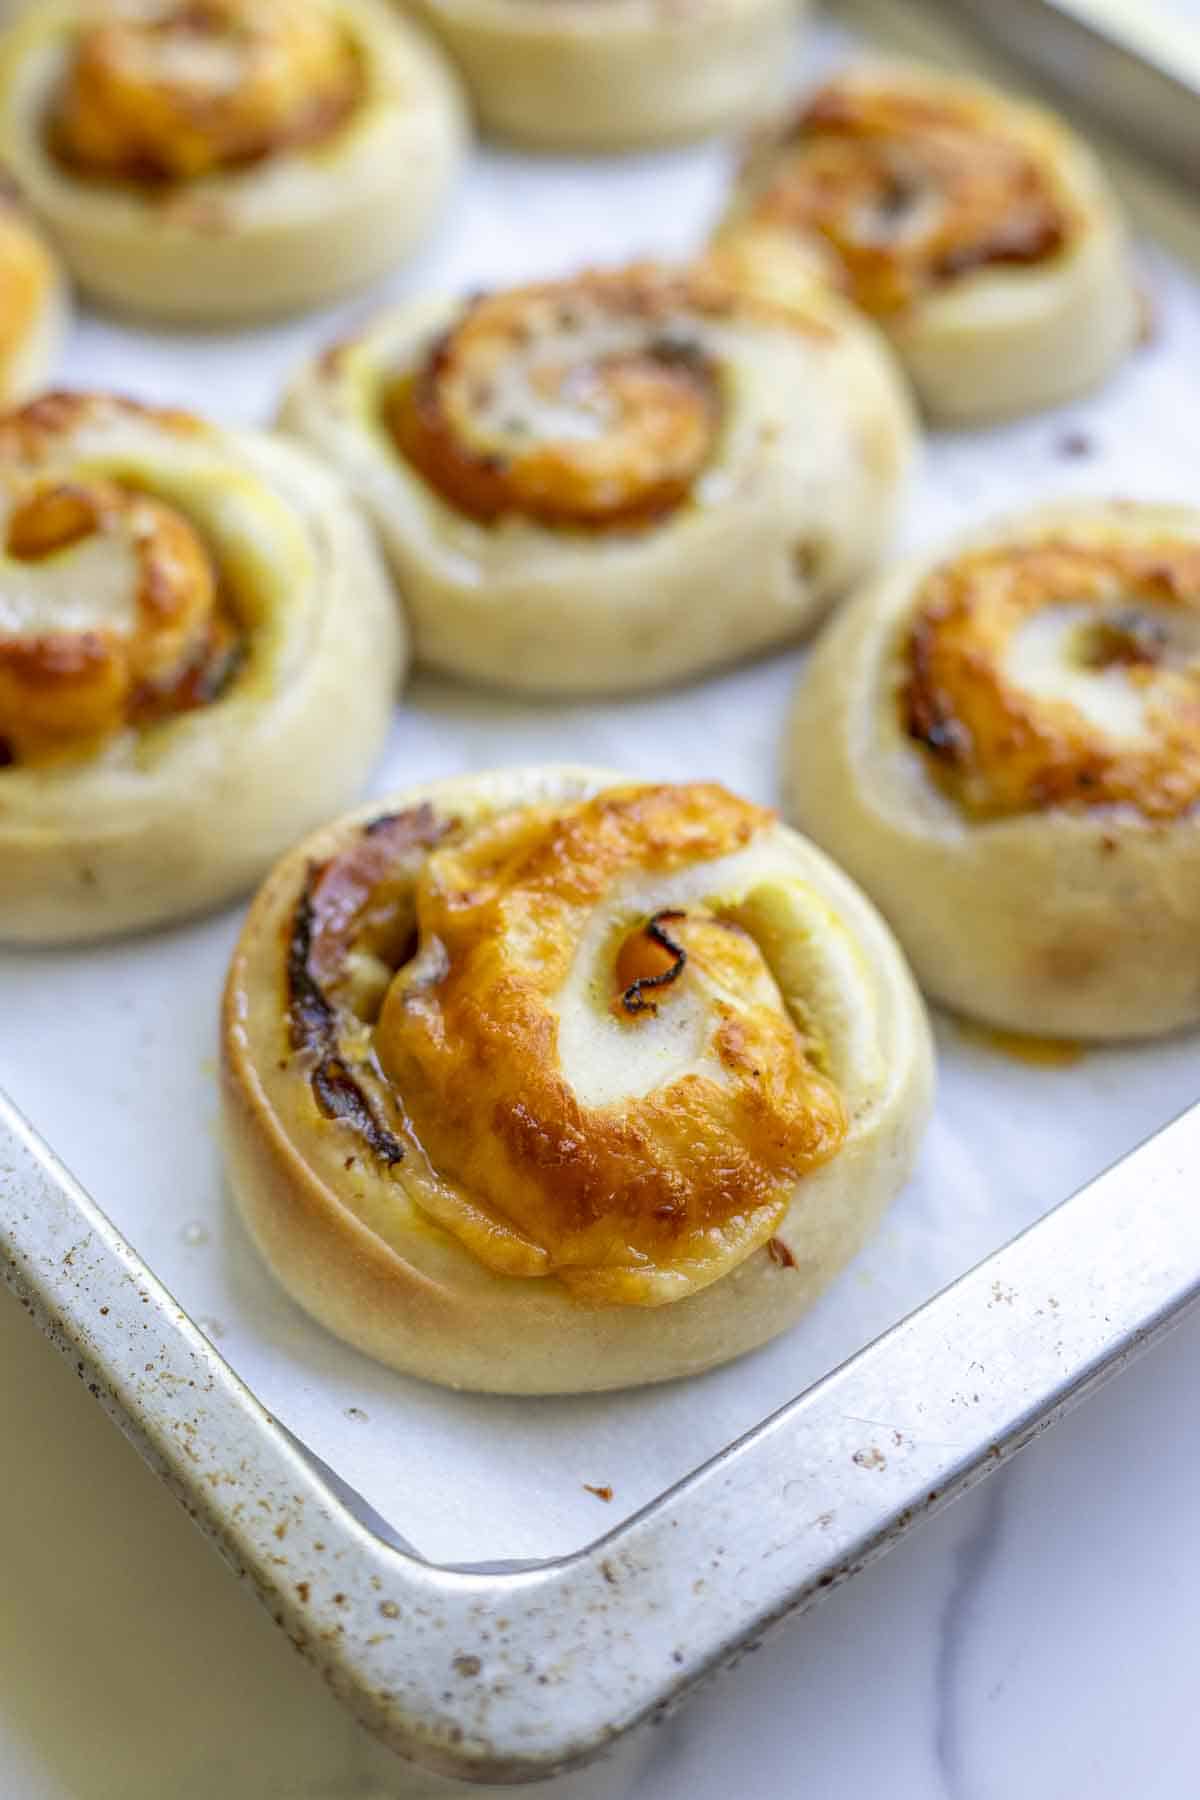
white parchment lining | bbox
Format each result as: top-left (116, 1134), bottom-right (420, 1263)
top-left (2, 10), bottom-right (1197, 1565)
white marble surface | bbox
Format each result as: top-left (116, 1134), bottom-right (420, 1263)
top-left (5, 1276), bottom-right (1200, 1800)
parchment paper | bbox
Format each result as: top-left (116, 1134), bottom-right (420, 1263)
top-left (2, 12), bottom-right (1197, 1566)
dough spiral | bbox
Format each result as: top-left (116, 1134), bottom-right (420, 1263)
top-left (787, 503), bottom-right (1200, 1039)
top-left (0, 391), bottom-right (404, 942)
top-left (716, 64), bottom-right (1138, 421)
top-left (281, 261), bottom-right (916, 694)
top-left (0, 0), bottom-right (466, 323)
top-left (221, 767), bottom-right (933, 1393)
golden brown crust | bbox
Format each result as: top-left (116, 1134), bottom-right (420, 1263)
top-left (272, 781), bottom-right (848, 1304)
top-left (0, 0), bottom-right (466, 323)
top-left (374, 784), bottom-right (847, 1301)
top-left (0, 453), bottom-right (238, 764)
top-left (0, 389), bottom-right (204, 454)
top-left (385, 267), bottom-right (825, 532)
top-left (0, 392), bottom-right (404, 941)
top-left (717, 63), bottom-right (1138, 422)
top-left (221, 766), bottom-right (935, 1390)
top-left (281, 270), bottom-right (916, 693)
top-left (390, 270), bottom-right (734, 529)
top-left (741, 74), bottom-right (1073, 319)
top-left (49, 0), bottom-right (362, 182)
top-left (902, 539), bottom-right (1200, 822)
top-left (786, 502), bottom-right (1200, 1041)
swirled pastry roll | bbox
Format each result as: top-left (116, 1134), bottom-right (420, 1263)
top-left (221, 768), bottom-right (933, 1392)
top-left (787, 503), bottom-right (1200, 1040)
top-left (280, 263), bottom-right (916, 694)
top-left (0, 190), bottom-right (68, 404)
top-left (402, 0), bottom-right (801, 150)
top-left (0, 391), bottom-right (404, 943)
top-left (0, 0), bottom-right (466, 323)
top-left (715, 64), bottom-right (1138, 422)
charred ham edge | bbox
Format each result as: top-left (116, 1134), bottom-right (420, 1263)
top-left (285, 804), bottom-right (450, 1168)
top-left (286, 867), bottom-right (334, 1054)
top-left (304, 801), bottom-right (448, 988)
top-left (311, 1056), bottom-right (405, 1167)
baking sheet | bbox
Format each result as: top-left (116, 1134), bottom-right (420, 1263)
top-left (2, 14), bottom-right (1198, 1568)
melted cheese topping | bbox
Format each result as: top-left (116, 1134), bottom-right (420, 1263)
top-left (378, 784), bottom-right (847, 1302)
top-left (0, 396), bottom-right (234, 765)
top-left (385, 267), bottom-right (732, 531)
top-left (736, 72), bottom-right (1072, 318)
top-left (292, 785), bottom-right (848, 1306)
top-left (902, 538), bottom-right (1200, 820)
top-left (50, 0), bottom-right (361, 183)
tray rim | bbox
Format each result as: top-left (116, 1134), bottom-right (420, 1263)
top-left (5, 0), bottom-right (1200, 1784)
top-left (4, 1086), bottom-right (1199, 1785)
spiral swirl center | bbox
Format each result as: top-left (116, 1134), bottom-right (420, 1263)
top-left (902, 539), bottom-right (1200, 820)
top-left (362, 783), bottom-right (846, 1303)
top-left (745, 79), bottom-right (1069, 316)
top-left (386, 270), bottom-right (725, 530)
top-left (0, 454), bottom-right (236, 765)
top-left (51, 0), bottom-right (361, 183)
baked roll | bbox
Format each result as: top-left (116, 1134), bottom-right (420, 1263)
top-left (221, 768), bottom-right (934, 1393)
top-left (0, 190), bottom-right (68, 404)
top-left (0, 391), bottom-right (404, 944)
top-left (0, 0), bottom-right (466, 324)
top-left (280, 262), bottom-right (916, 694)
top-left (402, 0), bottom-right (801, 151)
top-left (715, 64), bottom-right (1139, 422)
top-left (787, 502), bottom-right (1200, 1040)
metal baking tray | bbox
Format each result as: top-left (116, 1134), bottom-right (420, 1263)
top-left (945, 0), bottom-right (1200, 187)
top-left (3, 2), bottom-right (1200, 1786)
